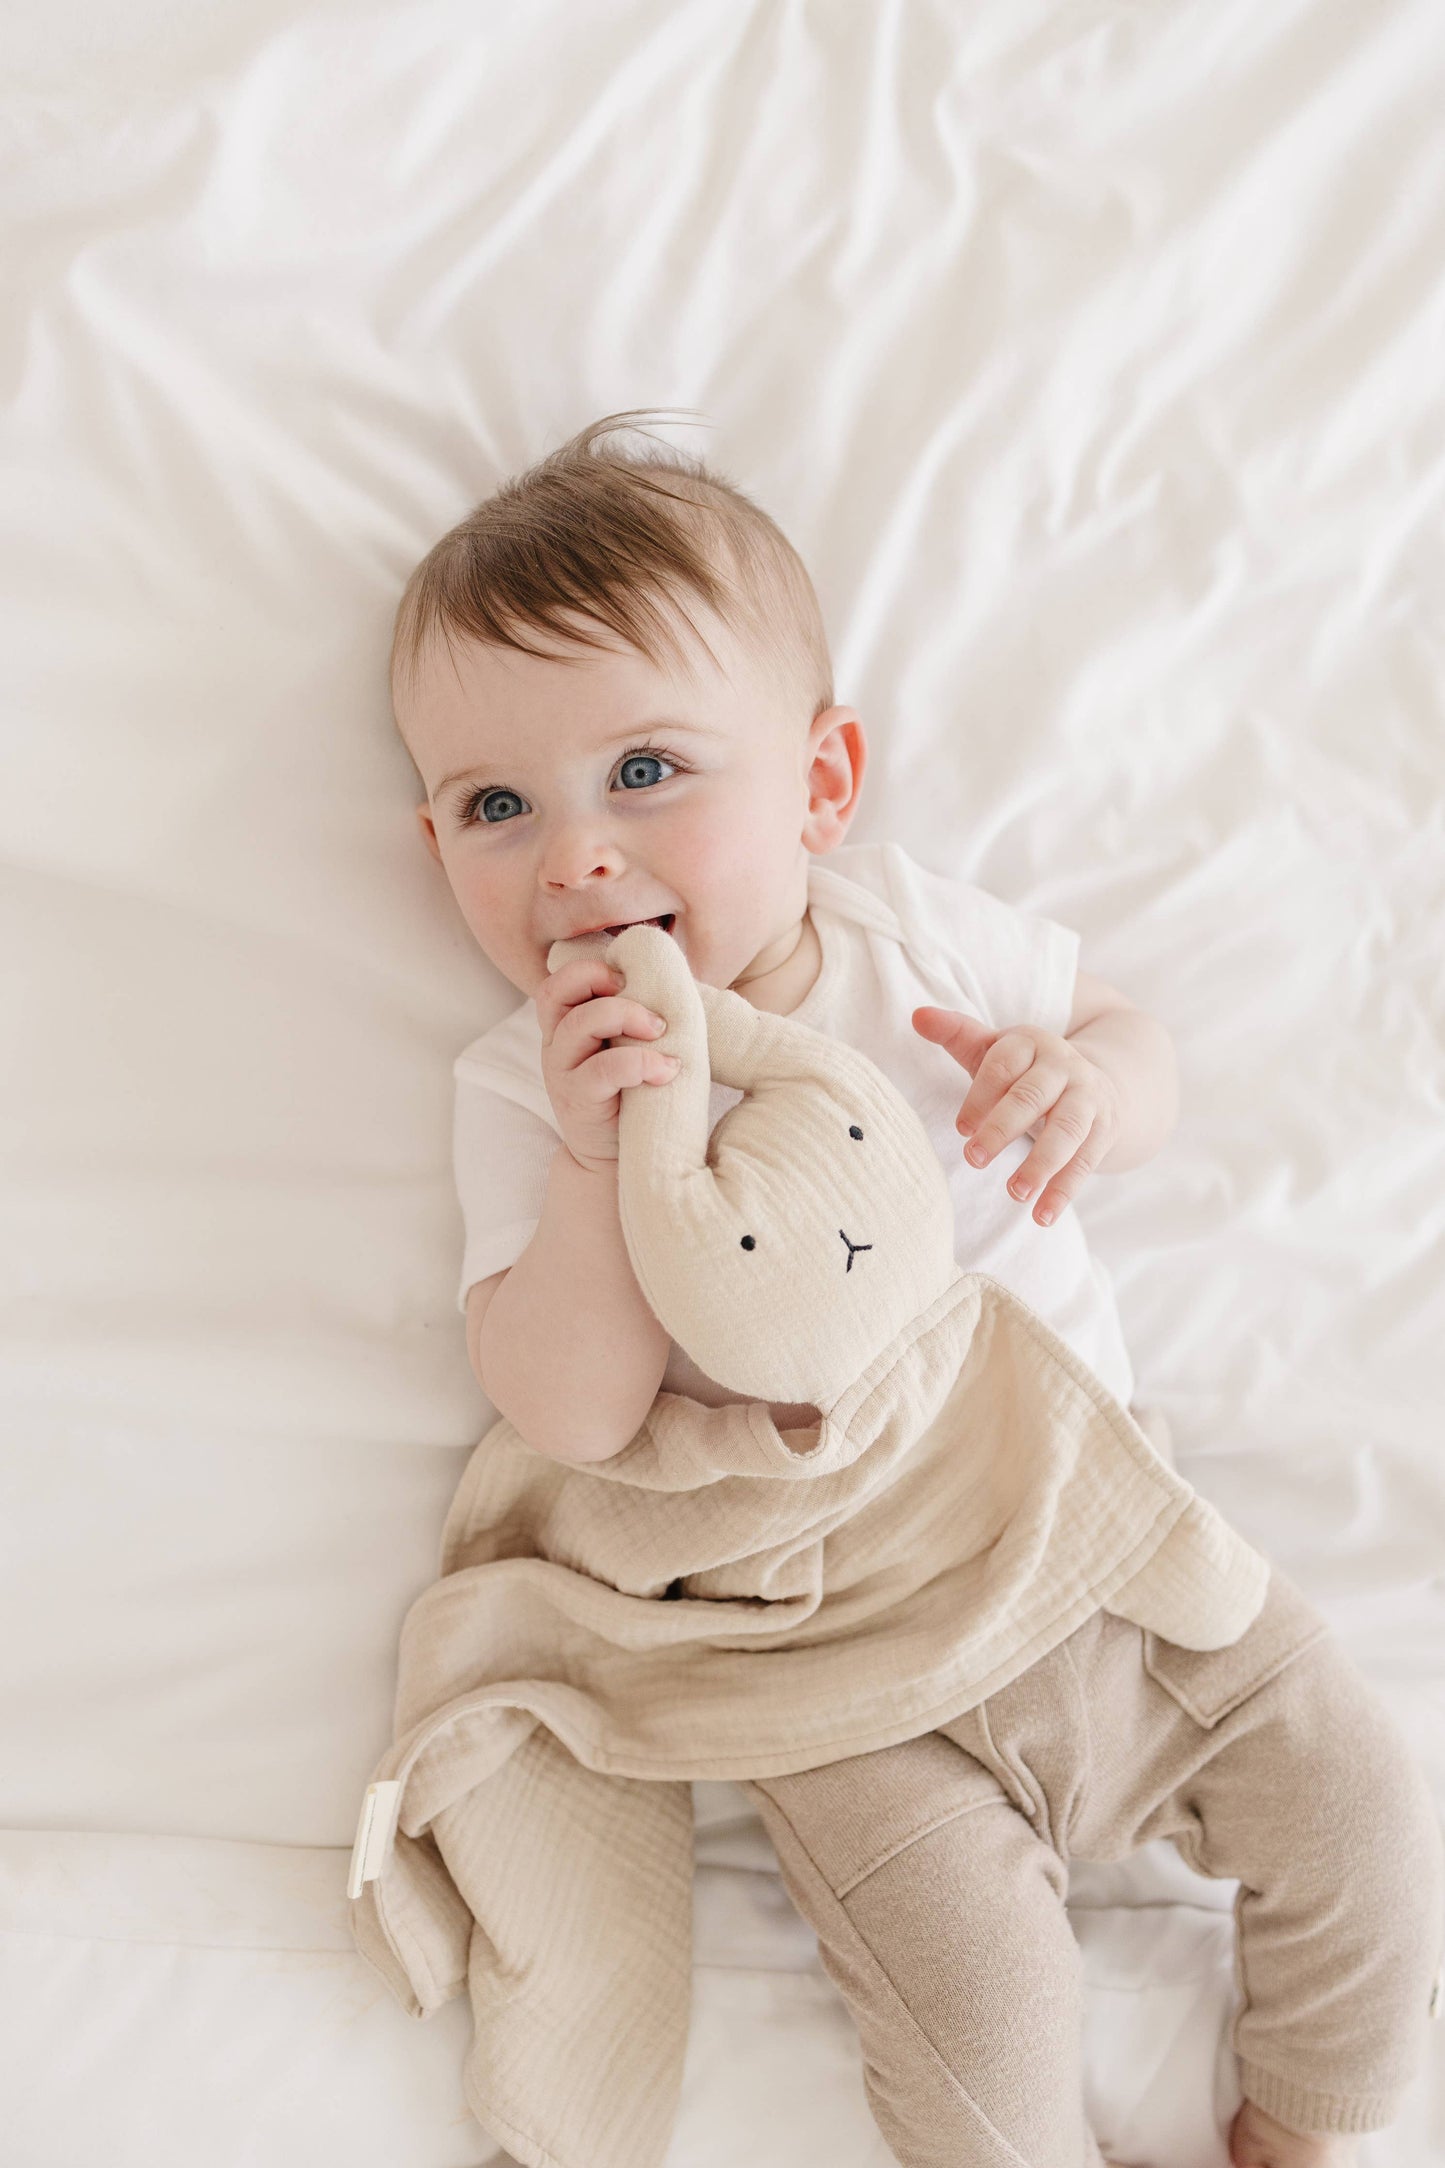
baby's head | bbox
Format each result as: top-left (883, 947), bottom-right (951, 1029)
top-left (391, 408), bottom-right (866, 998)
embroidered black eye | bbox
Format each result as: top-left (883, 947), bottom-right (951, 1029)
top-left (740, 1235), bottom-right (756, 1250)
top-left (849, 1125), bottom-right (863, 1140)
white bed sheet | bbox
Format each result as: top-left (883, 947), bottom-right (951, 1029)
top-left (3, 1), bottom-right (1442, 2162)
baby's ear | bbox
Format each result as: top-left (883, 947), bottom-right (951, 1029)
top-left (415, 805), bottom-right (442, 864)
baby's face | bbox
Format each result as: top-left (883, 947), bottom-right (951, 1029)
top-left (403, 601), bottom-right (859, 999)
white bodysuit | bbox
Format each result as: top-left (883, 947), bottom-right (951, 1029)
top-left (450, 838), bottom-right (1137, 1414)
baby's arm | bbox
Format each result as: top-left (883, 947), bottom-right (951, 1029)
top-left (468, 1137), bottom-right (671, 1466)
top-left (465, 947), bottom-right (681, 1464)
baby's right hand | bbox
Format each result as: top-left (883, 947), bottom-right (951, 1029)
top-left (536, 955), bottom-right (680, 1175)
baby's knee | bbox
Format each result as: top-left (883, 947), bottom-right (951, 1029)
top-left (839, 1806), bottom-right (1093, 2158)
top-left (1365, 1719), bottom-right (1445, 1944)
top-left (1283, 1646), bottom-right (1445, 1938)
top-left (843, 1799), bottom-right (1075, 2002)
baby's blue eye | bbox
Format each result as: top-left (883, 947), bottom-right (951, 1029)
top-left (463, 746), bottom-right (680, 826)
top-left (616, 752), bottom-right (672, 790)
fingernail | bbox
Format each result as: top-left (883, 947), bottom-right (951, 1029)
top-left (965, 1143), bottom-right (986, 1165)
top-left (1037, 1208), bottom-right (1054, 1225)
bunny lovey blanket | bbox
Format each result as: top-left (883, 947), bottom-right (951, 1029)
top-left (349, 920), bottom-right (1271, 2168)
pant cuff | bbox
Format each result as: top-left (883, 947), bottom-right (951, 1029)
top-left (1239, 2057), bottom-right (1401, 2136)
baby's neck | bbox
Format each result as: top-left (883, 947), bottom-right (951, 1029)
top-left (732, 909), bottom-right (822, 1017)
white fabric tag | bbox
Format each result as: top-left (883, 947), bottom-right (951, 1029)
top-left (347, 1780), bottom-right (403, 1901)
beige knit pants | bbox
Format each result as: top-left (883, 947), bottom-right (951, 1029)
top-left (738, 1559), bottom-right (1445, 2166)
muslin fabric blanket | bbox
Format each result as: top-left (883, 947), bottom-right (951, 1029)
top-left (349, 919), bottom-right (1271, 2168)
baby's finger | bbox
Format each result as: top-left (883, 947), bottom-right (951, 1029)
top-left (913, 1005), bottom-right (995, 1070)
top-left (551, 993), bottom-right (668, 1071)
top-left (953, 1033), bottom-right (1036, 1145)
top-left (535, 957), bottom-right (623, 1045)
top-left (958, 1051), bottom-right (1063, 1168)
top-left (1006, 1090), bottom-right (1105, 1224)
top-left (576, 1043), bottom-right (680, 1103)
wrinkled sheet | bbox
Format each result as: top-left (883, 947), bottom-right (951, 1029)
top-left (2, 1), bottom-right (1441, 2162)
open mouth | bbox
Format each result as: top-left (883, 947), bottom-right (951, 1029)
top-left (603, 913), bottom-right (676, 938)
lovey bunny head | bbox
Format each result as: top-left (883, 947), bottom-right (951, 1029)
top-left (547, 921), bottom-right (958, 1412)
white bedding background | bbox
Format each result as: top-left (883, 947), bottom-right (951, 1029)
top-left (3, 2), bottom-right (1443, 2162)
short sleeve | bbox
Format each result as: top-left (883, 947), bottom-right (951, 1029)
top-left (452, 1065), bottom-right (562, 1314)
top-left (874, 842), bottom-right (1081, 1037)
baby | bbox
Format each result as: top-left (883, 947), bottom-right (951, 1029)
top-left (389, 409), bottom-right (1443, 2168)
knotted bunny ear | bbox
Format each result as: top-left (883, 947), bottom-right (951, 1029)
top-left (545, 927), bottom-right (829, 1352)
top-left (545, 927), bottom-right (715, 1199)
top-left (549, 922), bottom-right (958, 1409)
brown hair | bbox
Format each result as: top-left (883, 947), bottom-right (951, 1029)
top-left (389, 408), bottom-right (834, 755)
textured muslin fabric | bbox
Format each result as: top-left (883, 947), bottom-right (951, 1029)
top-left (348, 1274), bottom-right (1271, 2168)
top-left (739, 1560), bottom-right (1445, 2159)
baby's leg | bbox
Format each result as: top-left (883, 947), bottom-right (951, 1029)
top-left (1082, 1566), bottom-right (1445, 2148)
top-left (740, 1729), bottom-right (1109, 2168)
top-left (1159, 1623), bottom-right (1442, 2140)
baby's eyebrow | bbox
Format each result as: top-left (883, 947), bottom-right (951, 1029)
top-left (438, 767), bottom-right (490, 800)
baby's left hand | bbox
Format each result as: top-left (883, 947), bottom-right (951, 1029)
top-left (911, 1007), bottom-right (1122, 1226)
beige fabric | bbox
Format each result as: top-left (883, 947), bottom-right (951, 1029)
top-left (348, 921), bottom-right (1271, 2168)
top-left (740, 1561), bottom-right (1445, 2156)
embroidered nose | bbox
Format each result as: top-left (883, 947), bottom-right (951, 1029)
top-left (838, 1228), bottom-right (873, 1272)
